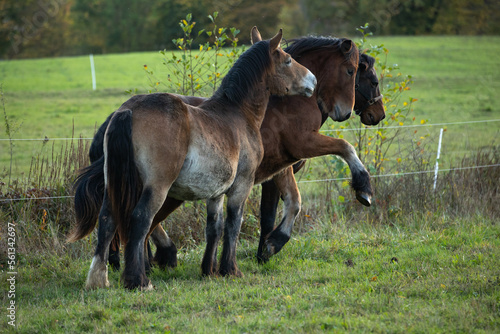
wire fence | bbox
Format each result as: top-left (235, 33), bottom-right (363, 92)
top-left (1, 163), bottom-right (499, 203)
top-left (296, 163), bottom-right (500, 184)
top-left (1, 119), bottom-right (499, 142)
top-left (1, 119), bottom-right (499, 203)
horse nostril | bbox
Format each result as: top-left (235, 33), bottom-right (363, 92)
top-left (369, 113), bottom-right (375, 124)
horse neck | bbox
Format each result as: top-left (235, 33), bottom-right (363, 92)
top-left (239, 84), bottom-right (270, 126)
top-left (206, 81), bottom-right (270, 128)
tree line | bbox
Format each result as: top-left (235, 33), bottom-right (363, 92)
top-left (1, 0), bottom-right (499, 59)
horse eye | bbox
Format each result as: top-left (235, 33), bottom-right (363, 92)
top-left (371, 80), bottom-right (378, 87)
top-left (347, 69), bottom-right (354, 76)
top-left (285, 58), bottom-right (292, 66)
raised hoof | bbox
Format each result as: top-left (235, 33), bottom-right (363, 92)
top-left (356, 191), bottom-right (372, 207)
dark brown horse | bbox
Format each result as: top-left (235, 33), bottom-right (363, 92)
top-left (256, 51), bottom-right (384, 262)
top-left (69, 27), bottom-right (317, 290)
top-left (71, 36), bottom-right (383, 277)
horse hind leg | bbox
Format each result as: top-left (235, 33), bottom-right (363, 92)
top-left (260, 167), bottom-right (301, 263)
top-left (149, 197), bottom-right (184, 269)
top-left (122, 185), bottom-right (169, 290)
top-left (201, 195), bottom-right (225, 276)
top-left (86, 193), bottom-right (117, 289)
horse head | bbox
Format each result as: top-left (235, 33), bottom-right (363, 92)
top-left (354, 53), bottom-right (385, 125)
top-left (251, 27), bottom-right (316, 98)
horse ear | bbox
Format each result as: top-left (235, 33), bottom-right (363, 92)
top-left (359, 59), bottom-right (368, 71)
top-left (251, 26), bottom-right (262, 45)
top-left (340, 39), bottom-right (354, 54)
top-left (269, 29), bottom-right (283, 51)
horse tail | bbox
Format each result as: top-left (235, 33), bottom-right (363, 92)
top-left (89, 112), bottom-right (114, 163)
top-left (105, 109), bottom-right (143, 245)
top-left (67, 157), bottom-right (106, 242)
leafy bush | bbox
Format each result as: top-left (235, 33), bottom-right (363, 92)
top-left (141, 12), bottom-right (244, 96)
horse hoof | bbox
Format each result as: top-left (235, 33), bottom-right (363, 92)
top-left (356, 192), bottom-right (372, 207)
top-left (257, 252), bottom-right (269, 264)
top-left (85, 280), bottom-right (110, 290)
top-left (260, 242), bottom-right (276, 261)
top-left (218, 267), bottom-right (243, 278)
top-left (141, 282), bottom-right (154, 291)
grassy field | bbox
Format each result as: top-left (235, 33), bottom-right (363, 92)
top-left (1, 36), bottom-right (500, 176)
top-left (2, 215), bottom-right (499, 333)
top-left (1, 36), bottom-right (499, 333)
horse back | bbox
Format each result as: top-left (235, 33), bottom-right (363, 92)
top-left (121, 93), bottom-right (191, 186)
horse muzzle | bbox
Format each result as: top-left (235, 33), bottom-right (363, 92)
top-left (298, 71), bottom-right (317, 97)
top-left (330, 104), bottom-right (352, 122)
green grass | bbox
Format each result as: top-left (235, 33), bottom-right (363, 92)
top-left (1, 36), bottom-right (500, 177)
top-left (2, 215), bottom-right (499, 333)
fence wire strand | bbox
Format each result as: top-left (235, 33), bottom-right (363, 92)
top-left (1, 163), bottom-right (499, 203)
top-left (1, 119), bottom-right (499, 141)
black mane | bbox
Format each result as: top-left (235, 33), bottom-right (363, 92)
top-left (284, 36), bottom-right (356, 61)
top-left (211, 40), bottom-right (271, 106)
top-left (360, 52), bottom-right (375, 70)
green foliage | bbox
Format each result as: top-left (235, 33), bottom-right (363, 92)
top-left (1, 84), bottom-right (22, 187)
top-left (278, 0), bottom-right (500, 37)
top-left (4, 0), bottom-right (499, 59)
top-left (146, 12), bottom-right (244, 96)
top-left (0, 0), bottom-right (74, 59)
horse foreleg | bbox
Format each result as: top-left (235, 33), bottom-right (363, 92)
top-left (86, 193), bottom-right (116, 289)
top-left (150, 226), bottom-right (177, 269)
top-left (201, 195), bottom-right (224, 276)
top-left (257, 179), bottom-right (281, 263)
top-left (260, 167), bottom-right (301, 263)
top-left (341, 142), bottom-right (372, 206)
top-left (292, 134), bottom-right (372, 206)
top-left (149, 197), bottom-right (184, 269)
top-left (122, 186), bottom-right (167, 290)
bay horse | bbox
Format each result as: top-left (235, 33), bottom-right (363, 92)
top-left (70, 27), bottom-right (317, 290)
top-left (71, 37), bottom-right (384, 275)
top-left (256, 50), bottom-right (384, 262)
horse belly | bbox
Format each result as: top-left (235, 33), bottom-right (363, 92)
top-left (168, 146), bottom-right (236, 201)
